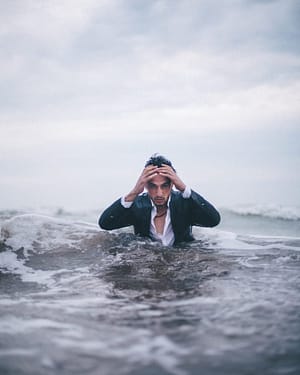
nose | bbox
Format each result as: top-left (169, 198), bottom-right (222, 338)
top-left (157, 186), bottom-right (163, 195)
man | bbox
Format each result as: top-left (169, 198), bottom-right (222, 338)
top-left (99, 154), bottom-right (220, 246)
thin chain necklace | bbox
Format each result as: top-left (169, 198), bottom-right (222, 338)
top-left (155, 208), bottom-right (167, 218)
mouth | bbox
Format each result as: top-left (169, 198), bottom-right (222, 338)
top-left (154, 198), bottom-right (165, 204)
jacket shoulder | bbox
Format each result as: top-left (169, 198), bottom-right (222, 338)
top-left (132, 193), bottom-right (152, 209)
top-left (170, 190), bottom-right (186, 203)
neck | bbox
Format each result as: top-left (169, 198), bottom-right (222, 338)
top-left (155, 205), bottom-right (168, 218)
top-left (156, 204), bottom-right (167, 211)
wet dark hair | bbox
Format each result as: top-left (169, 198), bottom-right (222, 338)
top-left (145, 153), bottom-right (176, 172)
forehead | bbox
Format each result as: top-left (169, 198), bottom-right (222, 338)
top-left (148, 174), bottom-right (170, 185)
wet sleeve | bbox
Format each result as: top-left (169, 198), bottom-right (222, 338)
top-left (98, 198), bottom-right (135, 230)
top-left (121, 196), bottom-right (134, 208)
top-left (181, 186), bottom-right (191, 199)
top-left (188, 190), bottom-right (221, 227)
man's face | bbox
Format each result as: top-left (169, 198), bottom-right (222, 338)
top-left (146, 174), bottom-right (173, 207)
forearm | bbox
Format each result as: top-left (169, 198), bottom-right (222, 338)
top-left (98, 198), bottom-right (134, 230)
top-left (124, 190), bottom-right (139, 202)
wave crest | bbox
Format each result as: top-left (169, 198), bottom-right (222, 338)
top-left (223, 204), bottom-right (300, 221)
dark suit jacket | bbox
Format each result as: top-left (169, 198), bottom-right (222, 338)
top-left (99, 190), bottom-right (220, 245)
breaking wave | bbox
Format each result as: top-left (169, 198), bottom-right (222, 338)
top-left (223, 203), bottom-right (300, 221)
top-left (1, 213), bottom-right (300, 375)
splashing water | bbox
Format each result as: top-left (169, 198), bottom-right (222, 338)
top-left (0, 211), bottom-right (300, 375)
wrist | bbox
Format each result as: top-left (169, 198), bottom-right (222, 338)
top-left (181, 186), bottom-right (191, 199)
top-left (176, 183), bottom-right (186, 192)
top-left (125, 191), bottom-right (138, 202)
top-left (121, 196), bottom-right (133, 208)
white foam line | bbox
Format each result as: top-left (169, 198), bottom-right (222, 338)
top-left (0, 249), bottom-right (92, 286)
top-left (0, 316), bottom-right (82, 335)
top-left (238, 233), bottom-right (300, 241)
top-left (1, 213), bottom-right (99, 254)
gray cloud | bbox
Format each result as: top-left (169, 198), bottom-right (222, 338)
top-left (0, 0), bottom-right (299, 209)
top-left (1, 0), bottom-right (299, 116)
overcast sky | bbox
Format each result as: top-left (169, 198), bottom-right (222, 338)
top-left (1, 0), bottom-right (299, 211)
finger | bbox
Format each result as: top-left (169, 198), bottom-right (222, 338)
top-left (143, 171), bottom-right (158, 180)
top-left (143, 166), bottom-right (158, 176)
top-left (144, 165), bottom-right (158, 174)
top-left (158, 164), bottom-right (174, 171)
top-left (160, 164), bottom-right (174, 170)
top-left (158, 172), bottom-right (173, 180)
top-left (157, 168), bottom-right (174, 176)
top-left (145, 172), bottom-right (159, 182)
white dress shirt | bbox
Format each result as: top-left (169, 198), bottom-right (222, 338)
top-left (121, 187), bottom-right (191, 247)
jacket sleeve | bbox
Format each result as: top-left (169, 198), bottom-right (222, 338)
top-left (98, 198), bottom-right (135, 230)
top-left (188, 190), bottom-right (221, 227)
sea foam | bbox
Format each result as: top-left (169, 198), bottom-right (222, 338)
top-left (224, 203), bottom-right (300, 221)
top-left (1, 214), bottom-right (98, 254)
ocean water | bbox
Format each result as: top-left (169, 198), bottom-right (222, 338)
top-left (0, 205), bottom-right (300, 375)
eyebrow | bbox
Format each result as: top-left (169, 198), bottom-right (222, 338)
top-left (148, 182), bottom-right (170, 188)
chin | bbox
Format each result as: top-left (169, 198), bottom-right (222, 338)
top-left (154, 200), bottom-right (166, 206)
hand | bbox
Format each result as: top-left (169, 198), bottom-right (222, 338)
top-left (157, 164), bottom-right (186, 192)
top-left (124, 165), bottom-right (158, 202)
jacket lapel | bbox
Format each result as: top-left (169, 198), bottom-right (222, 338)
top-left (142, 195), bottom-right (153, 236)
top-left (169, 191), bottom-right (178, 238)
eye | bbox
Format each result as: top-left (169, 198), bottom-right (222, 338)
top-left (162, 183), bottom-right (170, 189)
